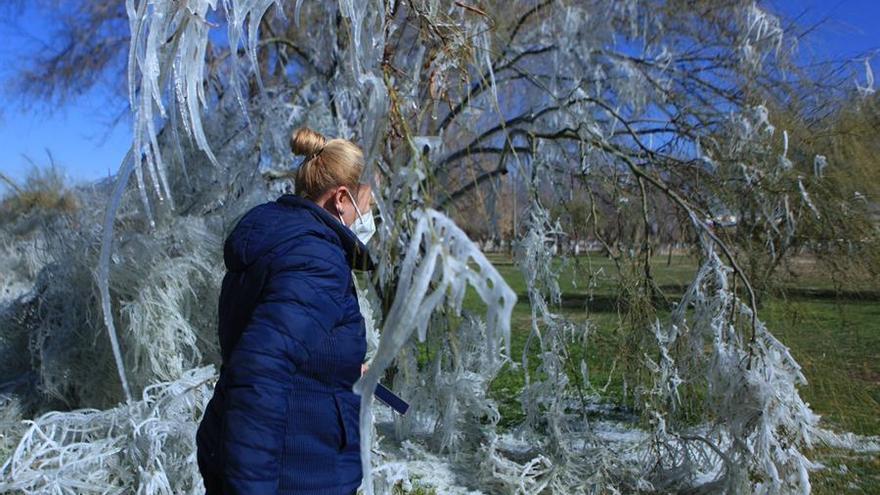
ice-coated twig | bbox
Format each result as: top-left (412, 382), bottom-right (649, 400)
top-left (0, 366), bottom-right (216, 494)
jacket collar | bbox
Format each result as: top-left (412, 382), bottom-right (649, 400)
top-left (276, 193), bottom-right (376, 272)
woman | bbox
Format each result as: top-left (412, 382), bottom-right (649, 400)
top-left (196, 127), bottom-right (376, 495)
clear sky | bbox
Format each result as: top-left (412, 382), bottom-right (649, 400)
top-left (0, 3), bottom-right (131, 188)
top-left (0, 1), bottom-right (878, 187)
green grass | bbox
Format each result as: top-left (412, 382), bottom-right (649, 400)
top-left (762, 299), bottom-right (880, 435)
top-left (458, 253), bottom-right (880, 492)
top-left (388, 478), bottom-right (438, 495)
top-left (760, 299), bottom-right (879, 494)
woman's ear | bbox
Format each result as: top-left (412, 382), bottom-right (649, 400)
top-left (333, 186), bottom-right (352, 224)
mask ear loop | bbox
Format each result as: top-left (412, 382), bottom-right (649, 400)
top-left (347, 187), bottom-right (365, 221)
top-left (337, 185), bottom-right (364, 227)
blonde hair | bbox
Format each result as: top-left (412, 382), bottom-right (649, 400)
top-left (290, 127), bottom-right (364, 200)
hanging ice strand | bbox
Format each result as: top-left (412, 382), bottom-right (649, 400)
top-left (99, 0), bottom-right (265, 403)
top-left (96, 149), bottom-right (137, 404)
top-left (127, 0), bottom-right (233, 226)
top-left (128, 0), bottom-right (177, 225)
top-left (99, 0), bottom-right (211, 404)
top-left (223, 0), bottom-right (285, 121)
top-left (353, 209), bottom-right (517, 495)
top-left (336, 0), bottom-right (388, 175)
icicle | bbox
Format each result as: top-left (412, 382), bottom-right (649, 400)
top-left (128, 0), bottom-right (237, 223)
top-left (144, 138), bottom-right (164, 202)
top-left (798, 178), bottom-right (821, 220)
top-left (813, 155), bottom-right (827, 178)
top-left (174, 2), bottom-right (219, 167)
top-left (856, 57), bottom-right (875, 97)
top-left (248, 1), bottom-right (283, 92)
top-left (223, 0), bottom-right (250, 121)
top-left (778, 129), bottom-right (793, 171)
top-left (294, 0), bottom-right (305, 27)
top-left (481, 29), bottom-right (500, 112)
top-left (224, 0), bottom-right (283, 120)
top-left (132, 150), bottom-right (155, 229)
top-left (337, 0), bottom-right (388, 161)
top-left (97, 149), bottom-right (137, 404)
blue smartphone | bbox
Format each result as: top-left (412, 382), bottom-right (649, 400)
top-left (374, 382), bottom-right (409, 415)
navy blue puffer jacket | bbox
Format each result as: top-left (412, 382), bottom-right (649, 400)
top-left (196, 193), bottom-right (373, 495)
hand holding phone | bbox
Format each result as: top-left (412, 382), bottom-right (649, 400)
top-left (361, 363), bottom-right (409, 415)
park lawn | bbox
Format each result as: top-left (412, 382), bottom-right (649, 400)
top-left (762, 299), bottom-right (880, 436)
top-left (456, 253), bottom-right (880, 492)
top-left (475, 254), bottom-right (879, 434)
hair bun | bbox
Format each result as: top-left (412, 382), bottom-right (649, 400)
top-left (290, 127), bottom-right (327, 157)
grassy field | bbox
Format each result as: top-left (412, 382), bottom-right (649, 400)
top-left (460, 253), bottom-right (880, 492)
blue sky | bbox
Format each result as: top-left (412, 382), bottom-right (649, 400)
top-left (0, 1), bottom-right (878, 187)
top-left (0, 3), bottom-right (131, 187)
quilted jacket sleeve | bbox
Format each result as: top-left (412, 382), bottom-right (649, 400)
top-left (220, 243), bottom-right (346, 494)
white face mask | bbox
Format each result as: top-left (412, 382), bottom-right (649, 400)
top-left (338, 189), bottom-right (376, 245)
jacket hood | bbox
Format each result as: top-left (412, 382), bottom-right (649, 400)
top-left (223, 193), bottom-right (375, 273)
